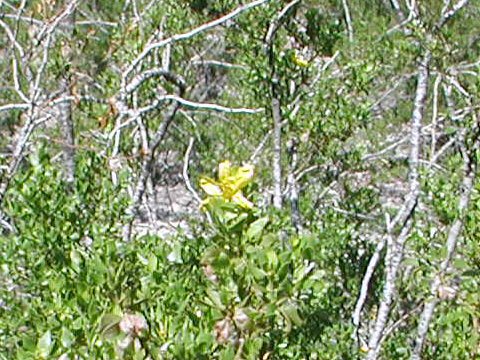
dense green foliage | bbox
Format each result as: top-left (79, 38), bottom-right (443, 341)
top-left (0, 0), bottom-right (479, 359)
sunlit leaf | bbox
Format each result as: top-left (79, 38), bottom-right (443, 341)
top-left (37, 330), bottom-right (53, 359)
top-left (61, 327), bottom-right (74, 348)
top-left (100, 314), bottom-right (122, 339)
top-left (246, 216), bottom-right (269, 239)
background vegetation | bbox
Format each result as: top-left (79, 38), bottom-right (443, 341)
top-left (0, 0), bottom-right (479, 359)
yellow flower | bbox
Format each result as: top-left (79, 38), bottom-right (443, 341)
top-left (200, 160), bottom-right (254, 209)
top-left (292, 51), bottom-right (309, 68)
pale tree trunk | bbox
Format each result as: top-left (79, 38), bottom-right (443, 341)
top-left (59, 8), bottom-right (76, 190)
top-left (361, 2), bottom-right (470, 358)
top-left (271, 96), bottom-right (283, 209)
top-left (264, 0), bottom-right (300, 210)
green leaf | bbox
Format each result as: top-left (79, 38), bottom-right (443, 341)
top-left (220, 346), bottom-right (235, 360)
top-left (61, 327), bottom-right (74, 348)
top-left (246, 216), bottom-right (269, 239)
top-left (249, 265), bottom-right (267, 280)
top-left (148, 253), bottom-right (158, 272)
top-left (137, 253), bottom-right (149, 266)
top-left (212, 251), bottom-right (230, 269)
top-left (70, 249), bottom-right (82, 272)
top-left (246, 337), bottom-right (263, 358)
top-left (202, 247), bottom-right (221, 264)
top-left (100, 314), bottom-right (122, 338)
top-left (227, 212), bottom-right (249, 232)
top-left (453, 258), bottom-right (469, 270)
top-left (36, 330), bottom-right (53, 359)
top-left (205, 288), bottom-right (225, 310)
top-left (266, 250), bottom-right (278, 268)
top-left (167, 244), bottom-right (183, 264)
top-left (71, 317), bottom-right (83, 331)
top-left (463, 269), bottom-right (480, 277)
top-left (279, 302), bottom-right (303, 333)
top-left (22, 334), bottom-right (36, 352)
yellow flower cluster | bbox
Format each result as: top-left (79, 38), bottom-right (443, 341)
top-left (200, 160), bottom-right (254, 209)
top-left (292, 50), bottom-right (309, 68)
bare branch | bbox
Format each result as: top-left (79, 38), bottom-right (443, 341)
top-left (264, 0), bottom-right (300, 45)
top-left (122, 103), bottom-right (181, 241)
top-left (58, 7), bottom-right (77, 189)
top-left (341, 0), bottom-right (354, 43)
top-left (390, 0), bottom-right (406, 21)
top-left (411, 125), bottom-right (478, 359)
top-left (436, 0), bottom-right (469, 28)
top-left (0, 113), bottom-right (51, 208)
top-left (0, 103), bottom-right (30, 112)
top-left (35, 0), bottom-right (83, 42)
top-left (362, 49), bottom-right (431, 359)
top-left (287, 138), bottom-right (302, 231)
top-left (270, 95), bottom-right (283, 209)
top-left (352, 214), bottom-right (388, 333)
top-left (190, 59), bottom-right (248, 70)
top-left (264, 0), bottom-right (300, 209)
top-left (379, 302), bottom-right (423, 347)
top-left (125, 68), bottom-right (186, 94)
top-left (123, 0), bottom-right (271, 78)
top-left (360, 3), bottom-right (471, 356)
top-left (429, 74), bottom-right (442, 165)
top-left (182, 137), bottom-right (202, 205)
top-left (0, 18), bottom-right (25, 56)
top-left (157, 95), bottom-right (263, 114)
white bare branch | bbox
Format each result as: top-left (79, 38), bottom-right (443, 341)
top-left (0, 103), bottom-right (31, 112)
top-left (363, 49), bottom-right (431, 360)
top-left (158, 95), bottom-right (263, 114)
top-left (411, 125), bottom-right (478, 359)
top-left (123, 0), bottom-right (271, 78)
top-left (342, 0), bottom-right (354, 43)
